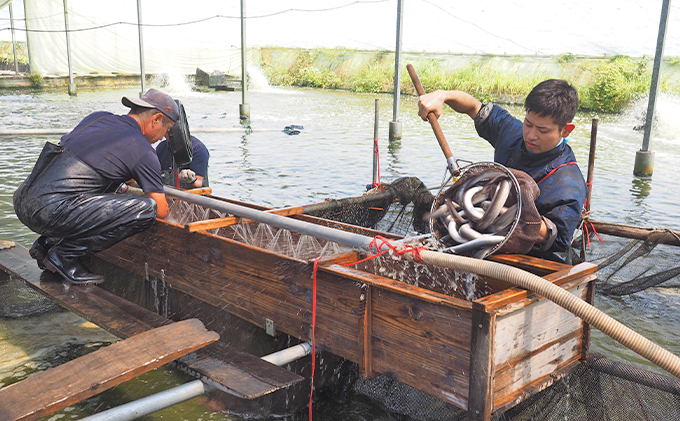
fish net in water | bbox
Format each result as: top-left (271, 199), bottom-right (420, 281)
top-left (0, 271), bottom-right (60, 319)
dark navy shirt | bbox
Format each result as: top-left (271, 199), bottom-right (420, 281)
top-left (156, 136), bottom-right (209, 179)
top-left (474, 103), bottom-right (587, 253)
top-left (59, 111), bottom-right (164, 194)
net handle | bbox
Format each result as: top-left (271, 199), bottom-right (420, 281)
top-left (406, 63), bottom-right (459, 177)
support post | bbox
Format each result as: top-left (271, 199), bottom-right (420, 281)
top-left (136, 0), bottom-right (146, 95)
top-left (23, 0), bottom-right (33, 74)
top-left (585, 117), bottom-right (598, 214)
top-left (9, 2), bottom-right (19, 74)
top-left (239, 0), bottom-right (250, 122)
top-left (635, 0), bottom-right (670, 177)
top-left (62, 0), bottom-right (76, 96)
top-left (468, 303), bottom-right (495, 421)
top-left (389, 0), bottom-right (404, 141)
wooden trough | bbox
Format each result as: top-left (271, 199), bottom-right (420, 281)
top-left (84, 188), bottom-right (597, 420)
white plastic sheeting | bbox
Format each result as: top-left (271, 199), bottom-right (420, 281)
top-left (24, 0), bottom-right (246, 75)
top-left (10, 0), bottom-right (680, 75)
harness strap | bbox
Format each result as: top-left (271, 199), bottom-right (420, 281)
top-left (537, 161), bottom-right (577, 185)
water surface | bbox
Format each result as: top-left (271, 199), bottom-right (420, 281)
top-left (1, 84), bottom-right (680, 419)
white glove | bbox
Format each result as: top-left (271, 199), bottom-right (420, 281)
top-left (179, 169), bottom-right (196, 184)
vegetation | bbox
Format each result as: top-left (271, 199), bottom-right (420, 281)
top-left (28, 72), bottom-right (43, 86)
top-left (577, 56), bottom-right (651, 113)
top-left (261, 48), bottom-right (680, 114)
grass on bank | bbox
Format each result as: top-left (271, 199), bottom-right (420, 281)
top-left (262, 50), bottom-right (672, 113)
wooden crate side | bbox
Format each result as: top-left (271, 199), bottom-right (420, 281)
top-left (98, 224), bottom-right (364, 362)
top-left (491, 283), bottom-right (589, 408)
top-left (370, 288), bottom-right (473, 410)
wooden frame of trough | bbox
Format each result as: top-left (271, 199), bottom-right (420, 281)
top-left (94, 194), bottom-right (597, 421)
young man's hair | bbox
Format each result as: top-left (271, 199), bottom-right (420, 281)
top-left (524, 79), bottom-right (578, 128)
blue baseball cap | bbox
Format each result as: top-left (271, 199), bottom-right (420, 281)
top-left (122, 88), bottom-right (179, 121)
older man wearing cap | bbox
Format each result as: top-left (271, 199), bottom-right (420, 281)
top-left (13, 88), bottom-right (178, 285)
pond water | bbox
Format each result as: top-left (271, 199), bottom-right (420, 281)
top-left (1, 81), bottom-right (680, 420)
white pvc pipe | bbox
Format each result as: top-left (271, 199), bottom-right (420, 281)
top-left (261, 342), bottom-right (312, 366)
top-left (0, 128), bottom-right (278, 136)
top-left (79, 380), bottom-right (212, 421)
top-left (80, 342), bottom-right (312, 421)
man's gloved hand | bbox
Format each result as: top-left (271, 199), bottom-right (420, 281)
top-left (496, 168), bottom-right (543, 254)
top-left (179, 169), bottom-right (196, 185)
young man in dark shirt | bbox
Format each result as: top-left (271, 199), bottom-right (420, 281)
top-left (417, 79), bottom-right (587, 259)
top-left (14, 89), bottom-right (177, 285)
top-left (156, 135), bottom-right (210, 189)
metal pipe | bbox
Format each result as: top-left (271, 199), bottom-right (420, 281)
top-left (62, 0), bottom-right (76, 95)
top-left (239, 0), bottom-right (250, 121)
top-left (165, 187), bottom-right (376, 251)
top-left (634, 0), bottom-right (670, 177)
top-left (23, 0), bottom-right (32, 74)
top-left (9, 2), bottom-right (19, 74)
top-left (373, 99), bottom-right (380, 187)
top-left (641, 0), bottom-right (670, 152)
top-left (388, 0), bottom-right (404, 141)
top-left (585, 117), bottom-right (598, 213)
top-left (136, 0), bottom-right (146, 95)
top-left (80, 343), bottom-right (312, 421)
top-left (261, 342), bottom-right (312, 366)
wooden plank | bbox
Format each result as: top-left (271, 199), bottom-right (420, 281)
top-left (369, 288), bottom-right (473, 409)
top-left (0, 319), bottom-right (219, 421)
top-left (186, 216), bottom-right (240, 232)
top-left (468, 303), bottom-right (495, 420)
top-left (474, 262), bottom-right (597, 312)
top-left (184, 206), bottom-right (305, 232)
top-left (0, 245), bottom-right (304, 400)
top-left (185, 187), bottom-right (212, 195)
top-left (489, 253), bottom-right (570, 276)
top-left (491, 284), bottom-right (589, 408)
top-left (358, 285), bottom-right (374, 378)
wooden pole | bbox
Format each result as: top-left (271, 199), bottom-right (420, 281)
top-left (585, 118), bottom-right (598, 213)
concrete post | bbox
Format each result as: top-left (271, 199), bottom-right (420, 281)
top-left (239, 0), bottom-right (250, 121)
top-left (634, 0), bottom-right (670, 177)
top-left (63, 0), bottom-right (76, 96)
top-left (389, 0), bottom-right (404, 141)
top-left (9, 2), bottom-right (19, 74)
top-left (137, 0), bottom-right (146, 96)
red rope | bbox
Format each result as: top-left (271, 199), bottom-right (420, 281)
top-left (343, 236), bottom-right (426, 267)
top-left (581, 182), bottom-right (603, 247)
top-left (371, 137), bottom-right (381, 188)
top-left (309, 257), bottom-right (321, 421)
top-left (537, 161), bottom-right (577, 185)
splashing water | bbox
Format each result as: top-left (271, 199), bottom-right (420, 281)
top-left (247, 64), bottom-right (273, 92)
top-left (150, 71), bottom-right (194, 94)
top-left (165, 201), bottom-right (490, 299)
top-left (624, 93), bottom-right (680, 143)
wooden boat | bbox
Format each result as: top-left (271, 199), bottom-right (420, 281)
top-left (0, 186), bottom-right (597, 420)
